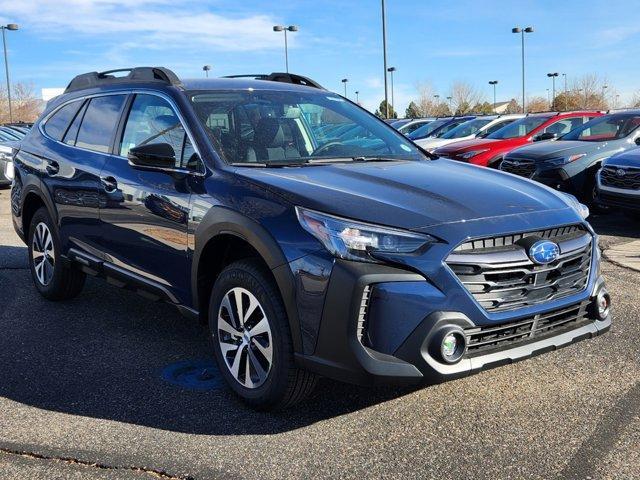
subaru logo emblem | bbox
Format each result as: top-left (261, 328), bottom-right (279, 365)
top-left (513, 160), bottom-right (521, 166)
top-left (529, 240), bottom-right (559, 265)
top-left (616, 168), bottom-right (627, 178)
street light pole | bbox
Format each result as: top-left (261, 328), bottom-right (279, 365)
top-left (447, 96), bottom-right (453, 113)
top-left (381, 0), bottom-right (389, 118)
top-left (562, 73), bottom-right (568, 111)
top-left (547, 72), bottom-right (558, 110)
top-left (355, 91), bottom-right (360, 103)
top-left (273, 25), bottom-right (298, 73)
top-left (202, 65), bottom-right (211, 78)
top-left (387, 67), bottom-right (396, 116)
top-left (488, 80), bottom-right (498, 112)
top-left (1, 24), bottom-right (18, 122)
top-left (512, 26), bottom-right (534, 113)
top-left (602, 84), bottom-right (608, 107)
top-left (341, 78), bottom-right (348, 98)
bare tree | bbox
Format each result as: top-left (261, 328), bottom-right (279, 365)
top-left (449, 81), bottom-right (484, 114)
top-left (527, 96), bottom-right (549, 113)
top-left (0, 82), bottom-right (44, 123)
top-left (569, 74), bottom-right (609, 110)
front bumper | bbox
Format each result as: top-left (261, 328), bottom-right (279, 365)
top-left (0, 159), bottom-right (10, 186)
top-left (596, 175), bottom-right (640, 211)
top-left (295, 259), bottom-right (610, 386)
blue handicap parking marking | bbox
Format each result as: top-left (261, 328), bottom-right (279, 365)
top-left (161, 359), bottom-right (225, 391)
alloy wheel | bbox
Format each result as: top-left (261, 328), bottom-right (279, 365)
top-left (32, 222), bottom-right (55, 286)
top-left (217, 287), bottom-right (273, 389)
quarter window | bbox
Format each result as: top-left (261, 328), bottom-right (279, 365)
top-left (120, 94), bottom-right (194, 168)
top-left (44, 100), bottom-right (83, 141)
top-left (75, 95), bottom-right (127, 153)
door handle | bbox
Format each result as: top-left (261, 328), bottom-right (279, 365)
top-left (45, 160), bottom-right (59, 176)
top-left (101, 176), bottom-right (118, 193)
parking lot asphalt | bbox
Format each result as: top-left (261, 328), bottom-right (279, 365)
top-left (0, 189), bottom-right (639, 480)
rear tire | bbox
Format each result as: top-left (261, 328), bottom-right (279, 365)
top-left (209, 259), bottom-right (317, 410)
top-left (27, 207), bottom-right (86, 301)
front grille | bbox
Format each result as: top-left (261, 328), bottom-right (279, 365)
top-left (501, 158), bottom-right (536, 177)
top-left (447, 225), bottom-right (592, 312)
top-left (600, 166), bottom-right (640, 190)
top-left (464, 301), bottom-right (592, 356)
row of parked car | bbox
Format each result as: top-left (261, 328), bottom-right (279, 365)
top-left (389, 111), bottom-right (640, 218)
top-left (0, 122), bottom-right (31, 187)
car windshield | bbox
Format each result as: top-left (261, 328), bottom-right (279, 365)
top-left (399, 120), bottom-right (432, 134)
top-left (486, 116), bottom-right (550, 139)
top-left (559, 113), bottom-right (640, 142)
top-left (187, 90), bottom-right (427, 165)
top-left (407, 119), bottom-right (450, 139)
top-left (440, 118), bottom-right (492, 139)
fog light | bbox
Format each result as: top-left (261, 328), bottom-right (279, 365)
top-left (595, 290), bottom-right (610, 320)
top-left (437, 329), bottom-right (466, 364)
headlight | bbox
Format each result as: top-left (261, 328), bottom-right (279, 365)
top-left (296, 207), bottom-right (436, 263)
top-left (4, 160), bottom-right (13, 180)
top-left (562, 193), bottom-right (590, 219)
top-left (460, 149), bottom-right (489, 159)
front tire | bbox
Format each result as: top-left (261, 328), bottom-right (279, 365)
top-left (28, 207), bottom-right (86, 300)
top-left (209, 259), bottom-right (317, 410)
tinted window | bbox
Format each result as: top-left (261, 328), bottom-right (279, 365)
top-left (63, 101), bottom-right (88, 145)
top-left (120, 94), bottom-right (195, 168)
top-left (44, 101), bottom-right (83, 141)
top-left (440, 118), bottom-right (491, 139)
top-left (482, 118), bottom-right (516, 136)
top-left (76, 95), bottom-right (126, 153)
top-left (487, 116), bottom-right (551, 139)
top-left (543, 117), bottom-right (585, 136)
top-left (408, 119), bottom-right (450, 139)
top-left (560, 113), bottom-right (640, 142)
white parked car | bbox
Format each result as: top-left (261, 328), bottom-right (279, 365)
top-left (414, 114), bottom-right (524, 152)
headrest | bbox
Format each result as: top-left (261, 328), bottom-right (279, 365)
top-left (254, 117), bottom-right (284, 147)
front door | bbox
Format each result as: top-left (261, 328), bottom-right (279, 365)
top-left (99, 93), bottom-right (198, 305)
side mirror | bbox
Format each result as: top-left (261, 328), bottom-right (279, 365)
top-left (533, 132), bottom-right (558, 142)
top-left (128, 143), bottom-right (176, 169)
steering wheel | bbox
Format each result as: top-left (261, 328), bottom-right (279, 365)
top-left (311, 141), bottom-right (344, 156)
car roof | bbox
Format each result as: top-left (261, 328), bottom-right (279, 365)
top-left (181, 77), bottom-right (325, 93)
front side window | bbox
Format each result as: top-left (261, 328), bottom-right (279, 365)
top-left (486, 116), bottom-right (551, 139)
top-left (44, 100), bottom-right (83, 141)
top-left (120, 94), bottom-right (194, 168)
top-left (188, 90), bottom-right (426, 165)
top-left (75, 95), bottom-right (127, 153)
top-left (543, 117), bottom-right (585, 136)
top-left (407, 119), bottom-right (449, 139)
top-left (560, 114), bottom-right (640, 142)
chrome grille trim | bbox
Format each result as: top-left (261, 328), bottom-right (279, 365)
top-left (600, 166), bottom-right (640, 190)
top-left (447, 226), bottom-right (592, 312)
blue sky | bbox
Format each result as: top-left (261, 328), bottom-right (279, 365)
top-left (1, 0), bottom-right (639, 113)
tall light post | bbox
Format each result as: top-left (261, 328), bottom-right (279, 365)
top-left (546, 88), bottom-right (550, 108)
top-left (562, 73), bottom-right (568, 111)
top-left (1, 23), bottom-right (18, 122)
top-left (446, 96), bottom-right (453, 114)
top-left (355, 91), bottom-right (360, 103)
top-left (341, 78), bottom-right (348, 98)
top-left (602, 84), bottom-right (608, 107)
top-left (381, 0), bottom-right (389, 118)
top-left (202, 65), bottom-right (211, 78)
top-left (273, 25), bottom-right (298, 73)
top-left (547, 72), bottom-right (558, 110)
top-left (512, 26), bottom-right (534, 113)
top-left (615, 94), bottom-right (620, 109)
top-left (387, 66), bottom-right (396, 116)
top-left (488, 80), bottom-right (498, 112)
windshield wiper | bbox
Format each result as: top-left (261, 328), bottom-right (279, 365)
top-left (229, 160), bottom-right (311, 168)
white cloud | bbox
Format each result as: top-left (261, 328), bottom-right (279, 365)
top-left (0, 0), bottom-right (285, 52)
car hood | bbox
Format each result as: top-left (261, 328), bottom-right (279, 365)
top-left (415, 136), bottom-right (472, 150)
top-left (507, 139), bottom-right (625, 161)
top-left (603, 149), bottom-right (640, 168)
top-left (234, 159), bottom-right (574, 231)
top-left (433, 137), bottom-right (517, 155)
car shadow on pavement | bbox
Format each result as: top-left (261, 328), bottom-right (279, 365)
top-left (0, 245), bottom-right (417, 436)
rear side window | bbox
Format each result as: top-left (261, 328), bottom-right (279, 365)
top-left (63, 101), bottom-right (88, 145)
top-left (44, 100), bottom-right (83, 141)
top-left (75, 95), bottom-right (127, 153)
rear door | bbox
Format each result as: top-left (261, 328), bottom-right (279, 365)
top-left (98, 93), bottom-right (200, 304)
top-left (40, 94), bottom-right (128, 257)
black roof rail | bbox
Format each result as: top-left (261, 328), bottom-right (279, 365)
top-left (65, 67), bottom-right (182, 93)
top-left (222, 72), bottom-right (325, 90)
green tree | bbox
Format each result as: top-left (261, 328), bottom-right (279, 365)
top-left (376, 99), bottom-right (397, 119)
top-left (405, 101), bottom-right (420, 118)
top-left (472, 102), bottom-right (494, 114)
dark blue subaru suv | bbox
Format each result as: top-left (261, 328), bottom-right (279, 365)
top-left (11, 67), bottom-right (611, 409)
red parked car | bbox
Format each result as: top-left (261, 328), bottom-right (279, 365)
top-left (433, 111), bottom-right (603, 167)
